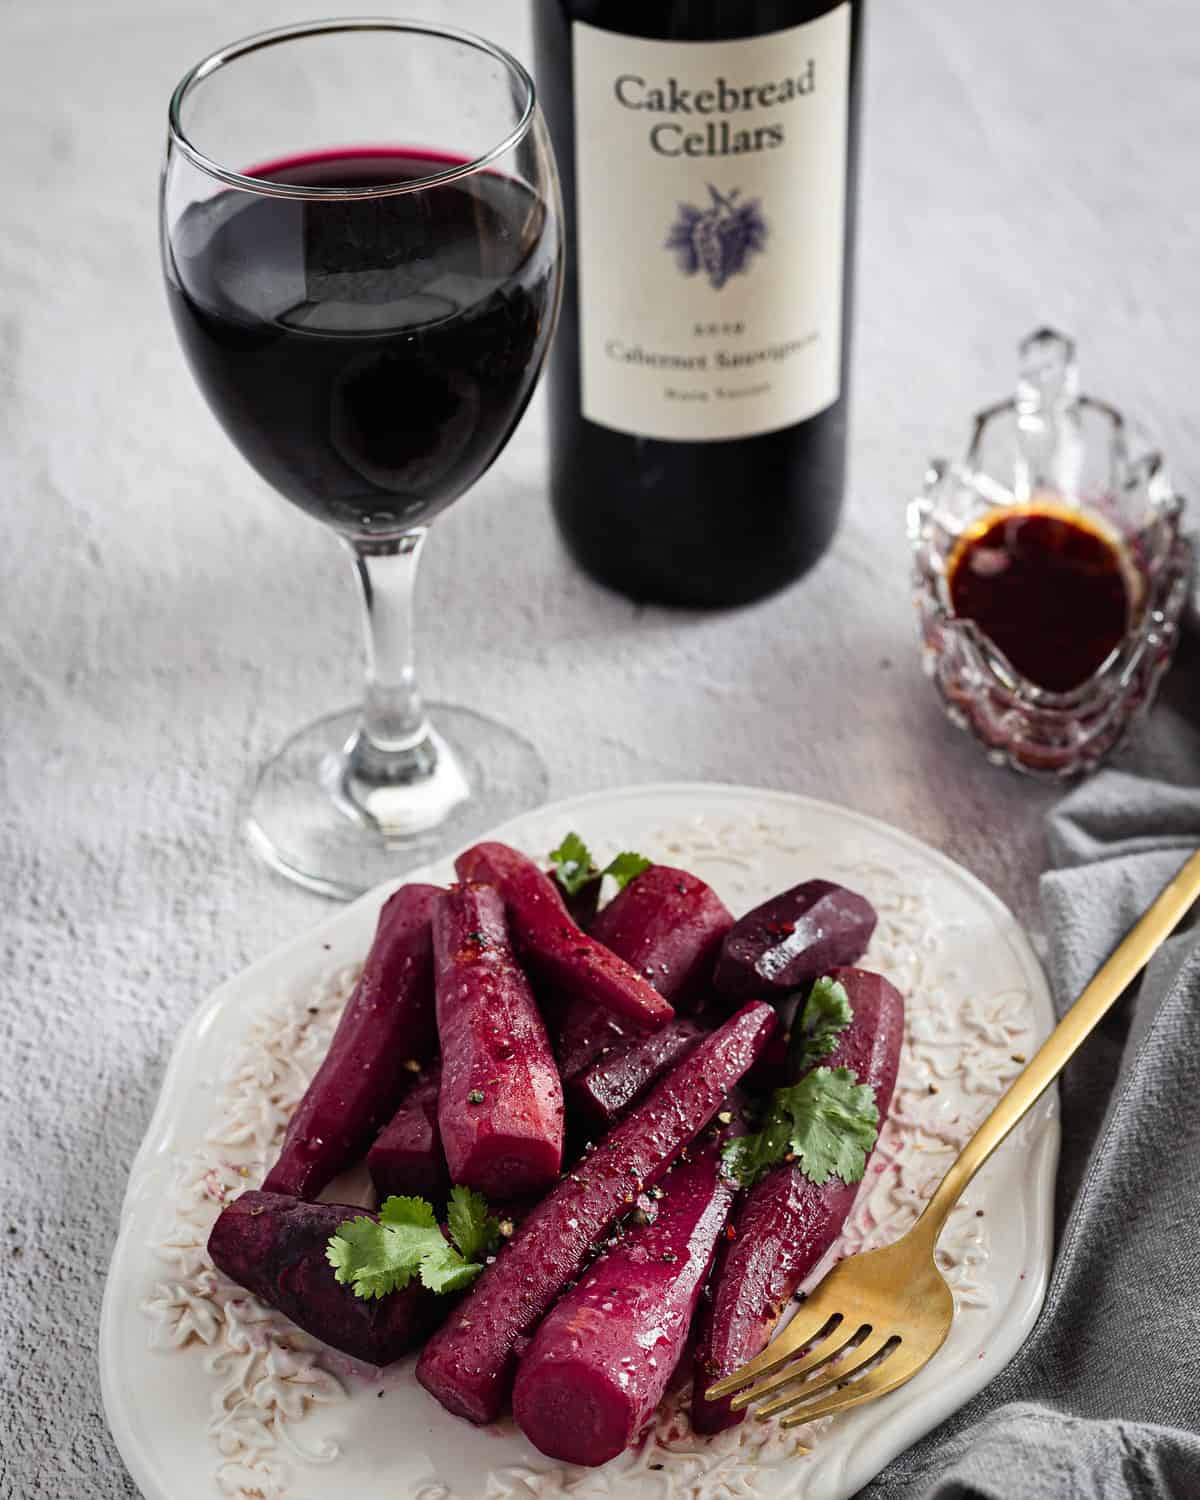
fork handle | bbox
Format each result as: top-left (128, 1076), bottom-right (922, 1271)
top-left (914, 845), bottom-right (1200, 1246)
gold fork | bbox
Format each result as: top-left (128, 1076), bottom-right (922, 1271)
top-left (707, 846), bottom-right (1200, 1432)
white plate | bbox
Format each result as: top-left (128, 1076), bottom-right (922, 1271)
top-left (101, 783), bottom-right (1058, 1500)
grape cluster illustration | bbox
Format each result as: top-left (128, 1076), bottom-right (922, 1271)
top-left (665, 186), bottom-right (769, 290)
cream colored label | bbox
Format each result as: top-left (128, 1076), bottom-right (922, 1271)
top-left (572, 8), bottom-right (850, 442)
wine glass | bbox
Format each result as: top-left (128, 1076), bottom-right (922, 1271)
top-left (161, 20), bottom-right (563, 898)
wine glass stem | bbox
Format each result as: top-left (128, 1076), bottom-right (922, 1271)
top-left (346, 530), bottom-right (435, 783)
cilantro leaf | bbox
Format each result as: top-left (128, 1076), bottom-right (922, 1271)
top-left (419, 1247), bottom-right (481, 1294)
top-left (326, 1212), bottom-right (422, 1300)
top-left (376, 1194), bottom-right (445, 1258)
top-left (549, 832), bottom-right (597, 896)
top-left (446, 1185), bottom-right (500, 1264)
top-left (602, 851), bottom-right (652, 891)
top-left (785, 1068), bottom-right (879, 1185)
top-left (325, 1214), bottom-right (382, 1284)
top-left (326, 1191), bottom-right (503, 1302)
top-left (787, 977), bottom-right (854, 1073)
top-left (722, 1067), bottom-right (880, 1190)
top-left (549, 834), bottom-right (652, 898)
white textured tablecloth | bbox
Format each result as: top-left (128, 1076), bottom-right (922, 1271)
top-left (2, 2), bottom-right (1198, 1495)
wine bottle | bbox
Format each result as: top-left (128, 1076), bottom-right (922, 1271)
top-left (532, 2), bottom-right (863, 608)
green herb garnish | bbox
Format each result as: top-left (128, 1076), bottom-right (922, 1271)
top-left (787, 976), bottom-right (853, 1073)
top-left (548, 832), bottom-right (595, 895)
top-left (722, 1067), bottom-right (880, 1190)
top-left (603, 850), bottom-right (653, 889)
top-left (549, 833), bottom-right (651, 897)
top-left (326, 1187), bottom-right (501, 1300)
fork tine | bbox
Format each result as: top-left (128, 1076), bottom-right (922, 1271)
top-left (704, 1307), bottom-right (843, 1402)
top-left (778, 1354), bottom-right (920, 1429)
top-left (728, 1323), bottom-right (870, 1412)
top-left (751, 1331), bottom-right (897, 1418)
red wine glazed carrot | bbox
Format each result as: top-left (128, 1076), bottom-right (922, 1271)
top-left (714, 880), bottom-right (877, 1001)
top-left (513, 1140), bottom-right (736, 1466)
top-left (367, 1062), bottom-right (448, 1202)
top-left (590, 864), bottom-right (733, 1013)
top-left (567, 1018), bottom-right (707, 1133)
top-left (692, 968), bottom-right (904, 1433)
top-left (262, 884), bottom-right (441, 1199)
top-left (416, 1001), bottom-right (776, 1423)
top-left (455, 842), bottom-right (674, 1032)
top-left (434, 883), bottom-right (564, 1198)
top-left (549, 862), bottom-right (729, 1081)
top-left (208, 1191), bottom-right (442, 1366)
top-left (550, 992), bottom-right (626, 1081)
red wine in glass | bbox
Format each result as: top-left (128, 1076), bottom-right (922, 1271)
top-left (166, 149), bottom-right (559, 537)
top-left (160, 22), bottom-right (564, 898)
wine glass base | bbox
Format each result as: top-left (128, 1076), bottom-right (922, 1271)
top-left (244, 704), bottom-right (548, 900)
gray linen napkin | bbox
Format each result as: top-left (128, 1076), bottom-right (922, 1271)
top-left (862, 770), bottom-right (1200, 1499)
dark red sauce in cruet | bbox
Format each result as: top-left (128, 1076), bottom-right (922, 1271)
top-left (947, 502), bottom-right (1134, 693)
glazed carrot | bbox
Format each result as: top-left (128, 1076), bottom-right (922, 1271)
top-left (590, 864), bottom-right (733, 1013)
top-left (455, 842), bottom-right (673, 1032)
top-left (415, 1001), bottom-right (776, 1423)
top-left (692, 968), bottom-right (904, 1433)
top-left (714, 880), bottom-right (877, 1001)
top-left (208, 1191), bottom-right (442, 1366)
top-left (549, 992), bottom-right (626, 1081)
top-left (547, 863), bottom-right (728, 1082)
top-left (367, 1062), bottom-right (448, 1203)
top-left (434, 883), bottom-right (564, 1197)
top-left (513, 1141), bottom-right (735, 1466)
top-left (567, 1018), bottom-right (707, 1133)
top-left (263, 884), bottom-right (441, 1199)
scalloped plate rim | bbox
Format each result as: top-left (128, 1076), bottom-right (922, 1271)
top-left (100, 780), bottom-right (1059, 1500)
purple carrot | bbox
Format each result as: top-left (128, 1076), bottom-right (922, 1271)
top-left (416, 1001), bottom-right (776, 1423)
top-left (208, 1191), bottom-right (442, 1366)
top-left (692, 968), bottom-right (904, 1433)
top-left (367, 1062), bottom-right (448, 1202)
top-left (591, 864), bottom-right (733, 1013)
top-left (713, 880), bottom-right (877, 1002)
top-left (513, 1141), bottom-right (736, 1466)
top-left (434, 883), bottom-right (564, 1198)
top-left (546, 867), bottom-right (603, 928)
top-left (547, 863), bottom-right (728, 1081)
top-left (455, 842), bottom-right (674, 1032)
top-left (567, 1018), bottom-right (708, 1133)
top-left (742, 989), bottom-right (806, 1093)
top-left (549, 992), bottom-right (626, 1081)
top-left (263, 884), bottom-right (441, 1199)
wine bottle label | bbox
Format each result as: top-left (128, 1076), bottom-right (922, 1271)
top-left (572, 6), bottom-right (851, 442)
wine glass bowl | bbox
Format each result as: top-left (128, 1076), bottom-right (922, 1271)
top-left (161, 21), bottom-right (563, 895)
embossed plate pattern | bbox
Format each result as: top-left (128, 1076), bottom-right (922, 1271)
top-left (101, 783), bottom-right (1058, 1500)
